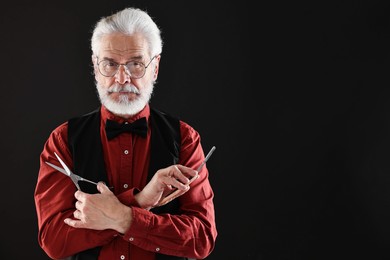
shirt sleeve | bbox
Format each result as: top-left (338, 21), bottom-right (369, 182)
top-left (34, 123), bottom-right (118, 259)
top-left (121, 121), bottom-right (218, 259)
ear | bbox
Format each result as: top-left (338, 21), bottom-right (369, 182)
top-left (153, 55), bottom-right (161, 81)
top-left (92, 55), bottom-right (99, 80)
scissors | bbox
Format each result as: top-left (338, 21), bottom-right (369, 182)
top-left (156, 146), bottom-right (216, 206)
top-left (45, 152), bottom-right (99, 190)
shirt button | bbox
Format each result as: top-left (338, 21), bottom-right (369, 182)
top-left (129, 237), bottom-right (134, 241)
top-left (123, 184), bottom-right (129, 189)
top-left (124, 150), bottom-right (129, 155)
top-left (155, 247), bottom-right (160, 252)
top-left (120, 255), bottom-right (125, 260)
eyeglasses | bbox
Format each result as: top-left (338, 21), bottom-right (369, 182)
top-left (96, 56), bottom-right (157, 79)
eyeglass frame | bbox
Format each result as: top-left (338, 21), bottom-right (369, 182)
top-left (95, 55), bottom-right (158, 79)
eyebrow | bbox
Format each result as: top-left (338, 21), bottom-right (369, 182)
top-left (100, 56), bottom-right (144, 63)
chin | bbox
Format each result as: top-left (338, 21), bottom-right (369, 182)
top-left (103, 96), bottom-right (147, 116)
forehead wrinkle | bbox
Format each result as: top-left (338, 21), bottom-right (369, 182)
top-left (101, 45), bottom-right (143, 55)
top-left (99, 33), bottom-right (148, 59)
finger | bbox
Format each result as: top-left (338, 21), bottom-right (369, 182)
top-left (75, 200), bottom-right (82, 210)
top-left (168, 177), bottom-right (191, 191)
top-left (74, 190), bottom-right (86, 202)
top-left (161, 165), bottom-right (197, 191)
top-left (188, 172), bottom-right (199, 184)
top-left (171, 165), bottom-right (191, 184)
top-left (161, 171), bottom-right (188, 191)
top-left (64, 218), bottom-right (85, 228)
top-left (97, 181), bottom-right (111, 194)
top-left (175, 164), bottom-right (198, 179)
top-left (73, 210), bottom-right (82, 220)
top-left (173, 165), bottom-right (199, 185)
top-left (158, 187), bottom-right (189, 206)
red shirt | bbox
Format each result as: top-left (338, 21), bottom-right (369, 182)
top-left (34, 105), bottom-right (217, 259)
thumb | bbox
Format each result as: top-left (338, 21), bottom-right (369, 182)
top-left (97, 181), bottom-right (110, 193)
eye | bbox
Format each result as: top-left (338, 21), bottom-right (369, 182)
top-left (105, 61), bottom-right (118, 67)
top-left (130, 61), bottom-right (144, 68)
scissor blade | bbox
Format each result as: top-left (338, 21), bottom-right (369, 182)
top-left (45, 161), bottom-right (69, 176)
top-left (54, 152), bottom-right (72, 176)
top-left (196, 146), bottom-right (216, 172)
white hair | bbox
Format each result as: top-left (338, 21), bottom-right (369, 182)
top-left (91, 7), bottom-right (163, 58)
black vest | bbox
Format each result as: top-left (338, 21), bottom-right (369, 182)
top-left (66, 106), bottom-right (191, 260)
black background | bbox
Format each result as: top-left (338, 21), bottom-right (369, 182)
top-left (2, 1), bottom-right (390, 259)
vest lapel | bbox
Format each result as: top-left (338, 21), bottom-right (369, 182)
top-left (68, 108), bottom-right (109, 194)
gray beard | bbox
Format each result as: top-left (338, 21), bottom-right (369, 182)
top-left (95, 81), bottom-right (154, 116)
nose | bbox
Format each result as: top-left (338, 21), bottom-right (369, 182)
top-left (115, 65), bottom-right (131, 84)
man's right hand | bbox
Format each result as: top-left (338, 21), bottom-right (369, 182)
top-left (134, 164), bottom-right (198, 209)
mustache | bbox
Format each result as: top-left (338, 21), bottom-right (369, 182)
top-left (107, 84), bottom-right (140, 94)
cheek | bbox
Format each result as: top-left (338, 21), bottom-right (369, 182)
top-left (93, 65), bottom-right (99, 81)
top-left (94, 66), bottom-right (111, 85)
top-left (96, 74), bottom-right (114, 87)
top-left (135, 78), bottom-right (150, 89)
top-left (143, 70), bottom-right (157, 84)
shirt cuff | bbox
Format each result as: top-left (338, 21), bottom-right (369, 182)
top-left (122, 206), bottom-right (153, 242)
top-left (117, 188), bottom-right (141, 207)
